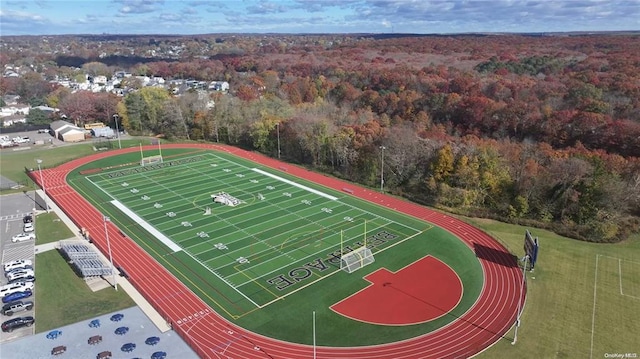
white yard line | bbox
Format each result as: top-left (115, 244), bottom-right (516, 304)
top-left (110, 200), bottom-right (182, 252)
top-left (109, 200), bottom-right (260, 308)
top-left (252, 168), bottom-right (337, 200)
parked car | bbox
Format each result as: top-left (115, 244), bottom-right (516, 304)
top-left (23, 222), bottom-right (34, 232)
top-left (11, 232), bottom-right (35, 243)
top-left (6, 269), bottom-right (35, 282)
top-left (4, 266), bottom-right (32, 277)
top-left (1, 300), bottom-right (33, 316)
top-left (1, 291), bottom-right (32, 304)
top-left (3, 259), bottom-right (32, 273)
top-left (1, 316), bottom-right (34, 332)
top-left (22, 215), bottom-right (33, 224)
top-left (0, 281), bottom-right (34, 299)
top-left (11, 137), bottom-right (28, 144)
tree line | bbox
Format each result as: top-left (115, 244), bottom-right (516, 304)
top-left (1, 33), bottom-right (638, 242)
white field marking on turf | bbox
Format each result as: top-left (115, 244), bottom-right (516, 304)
top-left (191, 179), bottom-right (423, 253)
top-left (199, 213), bottom-right (385, 277)
top-left (223, 220), bottom-right (396, 287)
top-left (86, 176), bottom-right (118, 202)
top-left (593, 255), bottom-right (640, 299)
top-left (226, 219), bottom-right (392, 287)
top-left (257, 228), bottom-right (428, 309)
top-left (173, 152), bottom-right (425, 233)
top-left (93, 153), bottom-right (421, 303)
top-left (110, 198), bottom-right (260, 308)
top-left (590, 254), bottom-right (599, 359)
top-left (252, 168), bottom-right (337, 200)
top-left (192, 209), bottom-right (379, 273)
top-left (200, 196), bottom-right (369, 247)
top-left (196, 196), bottom-right (395, 271)
top-left (85, 153), bottom-right (209, 181)
top-left (110, 200), bottom-right (182, 252)
top-left (618, 258), bottom-right (640, 299)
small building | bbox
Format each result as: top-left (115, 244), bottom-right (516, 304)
top-left (50, 120), bottom-right (85, 142)
top-left (92, 127), bottom-right (114, 138)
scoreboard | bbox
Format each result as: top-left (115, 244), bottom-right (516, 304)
top-left (524, 230), bottom-right (539, 269)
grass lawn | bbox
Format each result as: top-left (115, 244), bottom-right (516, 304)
top-left (35, 211), bottom-right (76, 245)
top-left (0, 137), bottom-right (160, 194)
top-left (34, 250), bottom-right (136, 333)
top-left (472, 218), bottom-right (640, 359)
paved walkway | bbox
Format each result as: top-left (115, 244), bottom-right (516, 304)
top-left (36, 190), bottom-right (172, 333)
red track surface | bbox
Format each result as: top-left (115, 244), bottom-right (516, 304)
top-left (31, 144), bottom-right (523, 359)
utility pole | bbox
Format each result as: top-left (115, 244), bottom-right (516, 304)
top-left (379, 146), bottom-right (386, 192)
top-left (112, 114), bottom-right (122, 149)
top-left (35, 159), bottom-right (50, 213)
top-left (103, 216), bottom-right (118, 291)
top-left (276, 122), bottom-right (281, 159)
top-left (512, 255), bottom-right (528, 344)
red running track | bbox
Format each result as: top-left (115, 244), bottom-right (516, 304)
top-left (31, 144), bottom-right (523, 359)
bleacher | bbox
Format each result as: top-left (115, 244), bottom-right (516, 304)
top-left (59, 241), bottom-right (114, 279)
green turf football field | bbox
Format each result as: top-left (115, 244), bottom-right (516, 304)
top-left (69, 148), bottom-right (484, 346)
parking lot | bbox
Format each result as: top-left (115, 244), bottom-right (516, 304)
top-left (0, 192), bottom-right (198, 358)
top-left (0, 129), bottom-right (65, 149)
top-left (1, 193), bottom-right (38, 342)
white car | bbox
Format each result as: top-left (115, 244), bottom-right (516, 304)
top-left (0, 281), bottom-right (34, 298)
top-left (23, 222), bottom-right (34, 233)
top-left (11, 233), bottom-right (35, 243)
top-left (3, 260), bottom-right (32, 273)
top-left (6, 269), bottom-right (34, 282)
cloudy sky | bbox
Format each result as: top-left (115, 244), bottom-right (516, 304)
top-left (0, 0), bottom-right (638, 36)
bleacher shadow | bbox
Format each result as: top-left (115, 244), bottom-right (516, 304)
top-left (473, 242), bottom-right (518, 268)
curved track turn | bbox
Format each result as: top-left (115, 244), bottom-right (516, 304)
top-left (30, 144), bottom-right (523, 358)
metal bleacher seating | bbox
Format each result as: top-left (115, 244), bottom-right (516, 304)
top-left (59, 241), bottom-right (114, 279)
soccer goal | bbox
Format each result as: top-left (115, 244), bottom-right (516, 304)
top-left (340, 246), bottom-right (375, 273)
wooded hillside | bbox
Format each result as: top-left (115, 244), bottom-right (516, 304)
top-left (1, 33), bottom-right (639, 242)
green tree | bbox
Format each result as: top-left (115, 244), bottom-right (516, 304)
top-left (26, 108), bottom-right (50, 125)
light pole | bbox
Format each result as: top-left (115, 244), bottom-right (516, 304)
top-left (512, 255), bottom-right (528, 344)
top-left (313, 311), bottom-right (316, 359)
top-left (379, 146), bottom-right (386, 192)
top-left (35, 159), bottom-right (50, 213)
top-left (103, 216), bottom-right (118, 291)
top-left (112, 114), bottom-right (122, 149)
top-left (276, 122), bottom-right (281, 159)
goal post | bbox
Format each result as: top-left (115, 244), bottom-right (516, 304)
top-left (340, 246), bottom-right (375, 273)
top-left (140, 154), bottom-right (163, 166)
top-left (139, 142), bottom-right (164, 166)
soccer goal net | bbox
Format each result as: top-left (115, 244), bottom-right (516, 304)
top-left (141, 154), bottom-right (163, 167)
top-left (340, 246), bottom-right (375, 273)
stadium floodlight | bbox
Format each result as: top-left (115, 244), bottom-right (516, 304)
top-left (35, 159), bottom-right (50, 213)
top-left (113, 114), bottom-right (122, 149)
top-left (379, 146), bottom-right (386, 192)
top-left (276, 122), bottom-right (281, 159)
top-left (313, 311), bottom-right (316, 359)
top-left (103, 216), bottom-right (118, 291)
